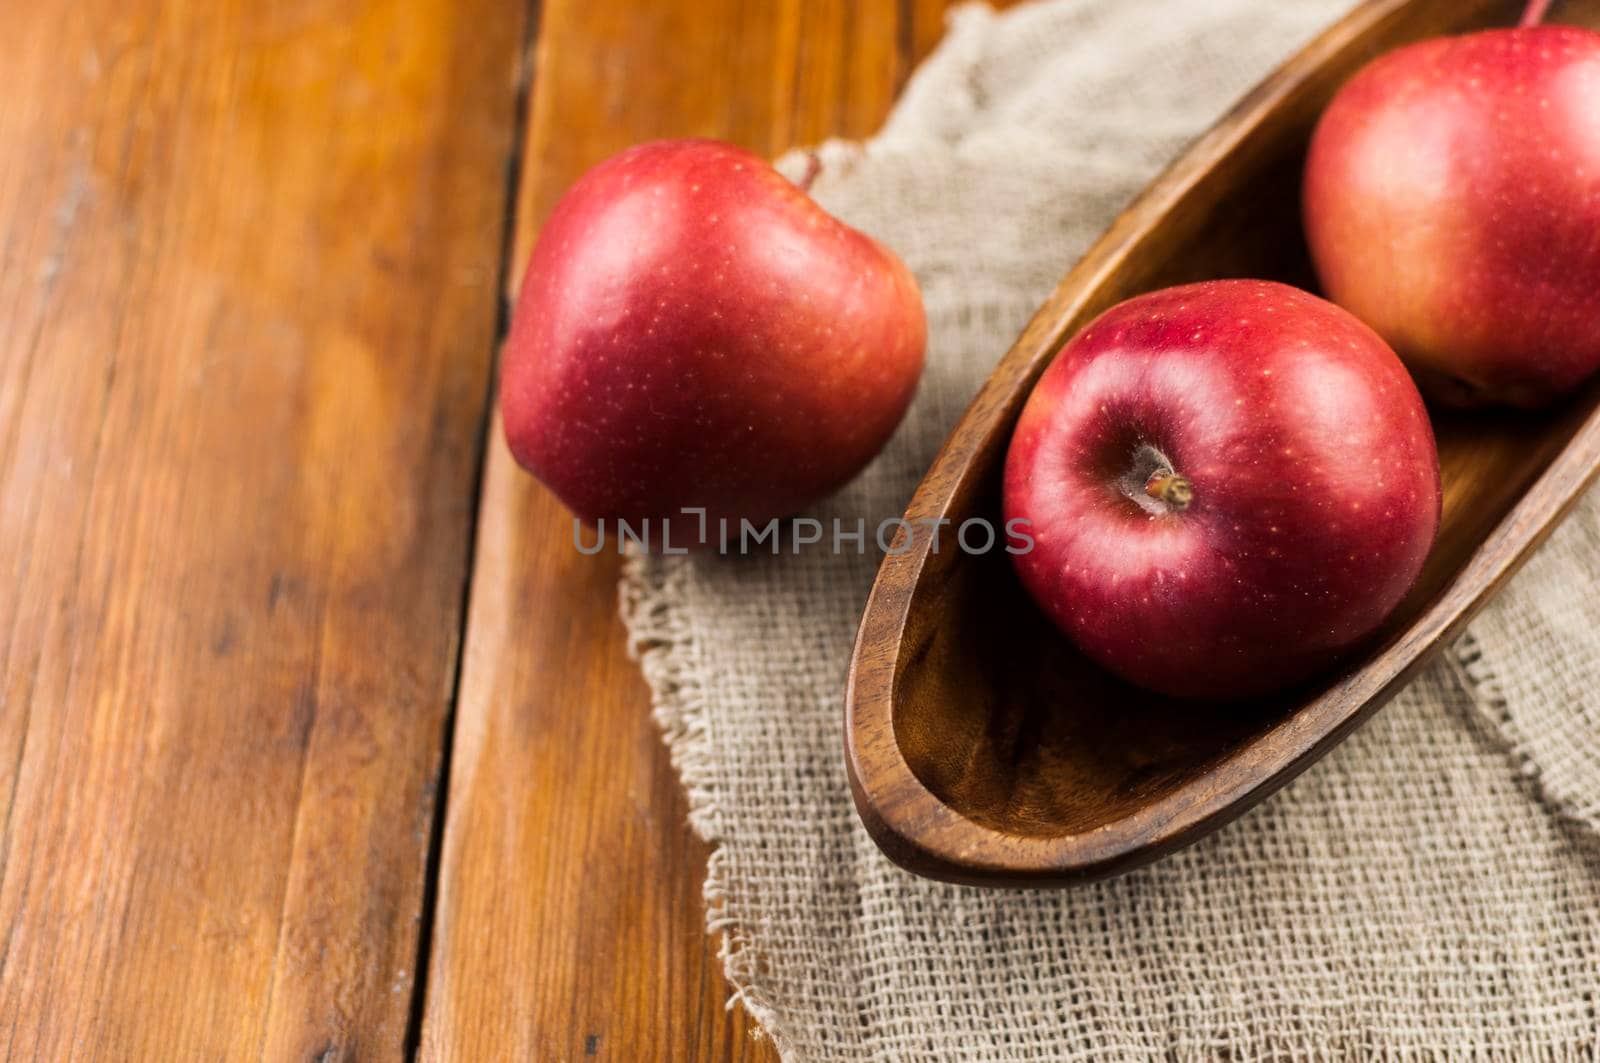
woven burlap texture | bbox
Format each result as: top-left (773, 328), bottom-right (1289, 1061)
top-left (620, 1), bottom-right (1600, 1058)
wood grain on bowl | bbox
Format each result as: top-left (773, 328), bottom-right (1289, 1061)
top-left (845, 0), bottom-right (1600, 887)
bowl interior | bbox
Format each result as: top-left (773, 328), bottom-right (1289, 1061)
top-left (888, 0), bottom-right (1600, 843)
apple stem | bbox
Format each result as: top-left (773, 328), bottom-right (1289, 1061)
top-left (1144, 471), bottom-right (1193, 511)
top-left (1519, 0), bottom-right (1553, 27)
top-left (797, 152), bottom-right (822, 194)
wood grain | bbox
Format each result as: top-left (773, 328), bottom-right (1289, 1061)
top-left (0, 0), bottom-right (526, 1056)
top-left (418, 1), bottom-right (999, 1058)
top-left (845, 0), bottom-right (1600, 887)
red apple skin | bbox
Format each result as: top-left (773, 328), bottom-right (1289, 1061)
top-left (1304, 24), bottom-right (1600, 408)
top-left (1003, 281), bottom-right (1441, 701)
top-left (500, 139), bottom-right (926, 531)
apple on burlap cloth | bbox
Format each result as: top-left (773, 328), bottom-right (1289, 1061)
top-left (622, 1), bottom-right (1600, 1057)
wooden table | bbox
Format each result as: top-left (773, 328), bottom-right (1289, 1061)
top-left (0, 0), bottom-right (995, 1058)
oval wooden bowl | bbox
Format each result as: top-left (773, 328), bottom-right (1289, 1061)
top-left (845, 0), bottom-right (1600, 887)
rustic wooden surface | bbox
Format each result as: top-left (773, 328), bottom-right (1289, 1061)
top-left (0, 0), bottom-right (526, 1057)
top-left (848, 0), bottom-right (1600, 887)
top-left (0, 0), bottom-right (981, 1058)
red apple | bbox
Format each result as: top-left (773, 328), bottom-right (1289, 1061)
top-left (1004, 281), bottom-right (1441, 701)
top-left (1304, 15), bottom-right (1600, 408)
top-left (501, 138), bottom-right (926, 533)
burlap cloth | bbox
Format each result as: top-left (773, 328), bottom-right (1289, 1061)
top-left (619, 1), bottom-right (1600, 1057)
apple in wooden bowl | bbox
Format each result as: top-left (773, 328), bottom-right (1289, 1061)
top-left (845, 0), bottom-right (1600, 887)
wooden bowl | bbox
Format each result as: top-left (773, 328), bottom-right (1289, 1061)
top-left (845, 0), bottom-right (1600, 887)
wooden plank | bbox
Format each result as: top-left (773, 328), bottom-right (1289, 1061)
top-left (419, 0), bottom-right (1000, 1058)
top-left (504, 0), bottom-right (918, 286)
top-left (0, 0), bottom-right (527, 1056)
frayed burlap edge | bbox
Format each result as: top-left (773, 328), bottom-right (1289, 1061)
top-left (1449, 630), bottom-right (1600, 843)
top-left (620, 553), bottom-right (797, 1057)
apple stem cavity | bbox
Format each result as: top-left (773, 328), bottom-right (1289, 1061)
top-left (1519, 0), bottom-right (1553, 27)
top-left (797, 152), bottom-right (822, 194)
top-left (1117, 443), bottom-right (1192, 515)
top-left (1144, 471), bottom-right (1194, 511)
